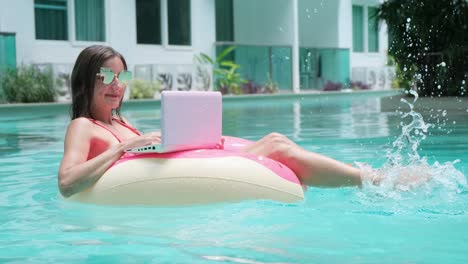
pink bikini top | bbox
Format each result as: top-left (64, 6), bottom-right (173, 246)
top-left (87, 117), bottom-right (142, 142)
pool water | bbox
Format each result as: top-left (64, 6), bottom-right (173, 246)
top-left (1, 93), bottom-right (467, 263)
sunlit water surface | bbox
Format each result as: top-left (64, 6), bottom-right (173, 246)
top-left (1, 94), bottom-right (467, 263)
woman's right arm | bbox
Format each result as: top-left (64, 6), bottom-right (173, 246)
top-left (58, 118), bottom-right (124, 197)
top-left (58, 119), bottom-right (160, 197)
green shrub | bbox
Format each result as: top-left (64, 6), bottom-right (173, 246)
top-left (0, 64), bottom-right (55, 103)
top-left (0, 78), bottom-right (6, 103)
top-left (378, 0), bottom-right (468, 96)
top-left (129, 79), bottom-right (161, 99)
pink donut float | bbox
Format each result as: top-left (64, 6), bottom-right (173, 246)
top-left (70, 136), bottom-right (304, 205)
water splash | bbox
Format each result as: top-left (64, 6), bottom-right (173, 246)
top-left (357, 90), bottom-right (467, 200)
top-left (386, 90), bottom-right (431, 165)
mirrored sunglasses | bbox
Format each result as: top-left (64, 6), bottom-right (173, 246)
top-left (99, 67), bottom-right (132, 85)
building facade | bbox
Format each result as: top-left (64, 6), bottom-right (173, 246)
top-left (0, 0), bottom-right (392, 99)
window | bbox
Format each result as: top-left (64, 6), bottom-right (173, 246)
top-left (352, 5), bottom-right (364, 52)
top-left (34, 0), bottom-right (106, 42)
top-left (352, 5), bottom-right (379, 53)
top-left (34, 0), bottom-right (68, 40)
top-left (367, 7), bottom-right (379, 52)
top-left (136, 0), bottom-right (161, 44)
top-left (215, 0), bottom-right (234, 42)
top-left (134, 0), bottom-right (191, 46)
top-left (167, 0), bottom-right (191, 46)
top-left (74, 0), bottom-right (106, 41)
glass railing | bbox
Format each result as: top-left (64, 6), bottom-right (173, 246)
top-left (299, 47), bottom-right (350, 90)
top-left (215, 43), bottom-right (292, 91)
top-left (215, 43), bottom-right (350, 91)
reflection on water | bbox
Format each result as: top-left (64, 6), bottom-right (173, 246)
top-left (1, 94), bottom-right (468, 262)
top-left (223, 96), bottom-right (391, 141)
top-left (0, 114), bottom-right (67, 157)
top-left (0, 132), bottom-right (58, 156)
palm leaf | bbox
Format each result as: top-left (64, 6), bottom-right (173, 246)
top-left (216, 46), bottom-right (236, 63)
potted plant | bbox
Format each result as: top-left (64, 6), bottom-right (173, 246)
top-left (129, 79), bottom-right (161, 99)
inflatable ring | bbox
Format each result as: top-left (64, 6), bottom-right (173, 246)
top-left (69, 136), bottom-right (304, 205)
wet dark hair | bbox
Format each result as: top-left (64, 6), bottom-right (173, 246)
top-left (70, 45), bottom-right (128, 120)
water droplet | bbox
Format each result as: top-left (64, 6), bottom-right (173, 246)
top-left (278, 27), bottom-right (283, 32)
top-left (407, 18), bottom-right (411, 22)
top-left (437, 85), bottom-right (441, 89)
top-left (314, 8), bottom-right (318, 13)
top-left (442, 110), bottom-right (447, 117)
top-left (453, 121), bottom-right (457, 125)
top-left (403, 67), bottom-right (408, 71)
top-left (440, 62), bottom-right (446, 67)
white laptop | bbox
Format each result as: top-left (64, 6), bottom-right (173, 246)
top-left (125, 91), bottom-right (222, 153)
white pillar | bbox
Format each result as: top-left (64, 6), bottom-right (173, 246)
top-left (292, 0), bottom-right (300, 93)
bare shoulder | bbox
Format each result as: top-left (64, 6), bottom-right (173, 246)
top-left (68, 117), bottom-right (94, 131)
top-left (62, 118), bottom-right (95, 153)
top-left (64, 117), bottom-right (98, 141)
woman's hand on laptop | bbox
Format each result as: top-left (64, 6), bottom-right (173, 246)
top-left (122, 132), bottom-right (161, 150)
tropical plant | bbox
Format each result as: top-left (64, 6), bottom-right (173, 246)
top-left (0, 64), bottom-right (55, 103)
top-left (262, 73), bottom-right (279, 93)
top-left (322, 80), bottom-right (343, 91)
top-left (194, 46), bottom-right (247, 94)
top-left (129, 79), bottom-right (161, 99)
top-left (349, 81), bottom-right (370, 90)
top-left (241, 80), bottom-right (262, 94)
top-left (377, 0), bottom-right (468, 96)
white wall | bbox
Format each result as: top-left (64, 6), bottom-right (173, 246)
top-left (0, 0), bottom-right (216, 70)
top-left (337, 0), bottom-right (352, 49)
top-left (234, 0), bottom-right (293, 45)
top-left (298, 0), bottom-right (341, 48)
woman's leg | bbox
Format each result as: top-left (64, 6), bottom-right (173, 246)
top-left (242, 133), bottom-right (362, 187)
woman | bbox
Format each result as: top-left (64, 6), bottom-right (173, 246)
top-left (58, 45), bottom-right (365, 198)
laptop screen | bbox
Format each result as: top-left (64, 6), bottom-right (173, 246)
top-left (161, 91), bottom-right (222, 149)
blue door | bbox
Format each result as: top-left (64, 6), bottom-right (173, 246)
top-left (0, 32), bottom-right (17, 71)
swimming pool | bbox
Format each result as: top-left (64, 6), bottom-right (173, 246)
top-left (1, 91), bottom-right (467, 263)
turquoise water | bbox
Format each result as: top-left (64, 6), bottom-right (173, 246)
top-left (1, 93), bottom-right (467, 263)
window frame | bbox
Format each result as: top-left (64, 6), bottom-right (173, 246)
top-left (352, 5), bottom-right (364, 53)
top-left (352, 3), bottom-right (380, 54)
top-left (34, 0), bottom-right (69, 41)
top-left (34, 0), bottom-right (110, 46)
top-left (367, 6), bottom-right (379, 53)
top-left (135, 0), bottom-right (162, 46)
top-left (135, 0), bottom-right (193, 50)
